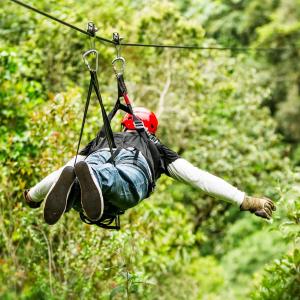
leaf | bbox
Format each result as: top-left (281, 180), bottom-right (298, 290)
top-left (109, 285), bottom-right (125, 300)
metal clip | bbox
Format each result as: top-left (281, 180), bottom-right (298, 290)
top-left (87, 22), bottom-right (98, 50)
top-left (113, 32), bottom-right (123, 56)
top-left (113, 32), bottom-right (120, 43)
top-left (83, 49), bottom-right (98, 72)
top-left (112, 32), bottom-right (125, 75)
top-left (112, 56), bottom-right (125, 76)
top-left (87, 22), bottom-right (98, 36)
top-left (134, 119), bottom-right (145, 130)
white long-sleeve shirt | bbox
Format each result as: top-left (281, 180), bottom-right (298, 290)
top-left (167, 158), bottom-right (245, 206)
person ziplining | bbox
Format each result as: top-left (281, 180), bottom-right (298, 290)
top-left (23, 107), bottom-right (276, 227)
top-left (23, 29), bottom-right (276, 229)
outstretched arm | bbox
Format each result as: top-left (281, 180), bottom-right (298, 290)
top-left (167, 158), bottom-right (276, 219)
top-left (167, 158), bottom-right (245, 205)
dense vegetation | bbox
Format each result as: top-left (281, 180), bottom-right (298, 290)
top-left (1, 1), bottom-right (299, 299)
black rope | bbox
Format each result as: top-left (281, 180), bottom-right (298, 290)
top-left (90, 71), bottom-right (117, 154)
top-left (9, 0), bottom-right (297, 52)
top-left (9, 0), bottom-right (114, 45)
top-left (74, 79), bottom-right (93, 165)
top-left (119, 43), bottom-right (290, 52)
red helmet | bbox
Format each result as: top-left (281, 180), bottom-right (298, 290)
top-left (121, 107), bottom-right (158, 134)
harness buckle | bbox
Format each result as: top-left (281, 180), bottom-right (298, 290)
top-left (148, 133), bottom-right (159, 144)
top-left (134, 119), bottom-right (145, 130)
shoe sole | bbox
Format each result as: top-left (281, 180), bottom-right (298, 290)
top-left (74, 161), bottom-right (103, 221)
top-left (44, 166), bottom-right (76, 225)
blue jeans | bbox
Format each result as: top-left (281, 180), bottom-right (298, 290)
top-left (84, 148), bottom-right (151, 210)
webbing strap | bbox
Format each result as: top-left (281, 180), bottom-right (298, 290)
top-left (75, 70), bottom-right (117, 164)
top-left (81, 70), bottom-right (156, 188)
top-left (74, 79), bottom-right (93, 165)
top-left (106, 147), bottom-right (122, 164)
top-left (133, 149), bottom-right (139, 164)
top-left (96, 98), bottom-right (131, 142)
top-left (115, 74), bottom-right (157, 186)
top-left (92, 73), bottom-right (140, 148)
top-left (90, 71), bottom-right (116, 159)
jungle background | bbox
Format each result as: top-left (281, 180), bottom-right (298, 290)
top-left (1, 0), bottom-right (300, 299)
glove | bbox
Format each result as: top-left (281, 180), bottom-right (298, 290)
top-left (240, 195), bottom-right (276, 220)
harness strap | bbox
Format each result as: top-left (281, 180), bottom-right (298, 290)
top-left (80, 211), bottom-right (121, 230)
top-left (74, 79), bottom-right (93, 165)
top-left (75, 67), bottom-right (118, 165)
top-left (115, 74), bottom-right (158, 189)
top-left (106, 147), bottom-right (122, 164)
top-left (82, 68), bottom-right (156, 192)
top-left (96, 99), bottom-right (131, 143)
top-left (133, 148), bottom-right (139, 165)
top-left (90, 71), bottom-right (116, 160)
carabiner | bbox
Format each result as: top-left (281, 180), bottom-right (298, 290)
top-left (112, 32), bottom-right (125, 75)
top-left (112, 56), bottom-right (126, 76)
top-left (82, 49), bottom-right (98, 72)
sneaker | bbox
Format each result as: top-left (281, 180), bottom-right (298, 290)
top-left (74, 161), bottom-right (103, 221)
top-left (65, 178), bottom-right (80, 213)
top-left (23, 189), bottom-right (42, 208)
top-left (44, 166), bottom-right (76, 225)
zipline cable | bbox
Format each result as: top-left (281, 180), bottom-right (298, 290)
top-left (119, 42), bottom-right (288, 51)
top-left (9, 0), bottom-right (114, 45)
top-left (9, 0), bottom-right (295, 52)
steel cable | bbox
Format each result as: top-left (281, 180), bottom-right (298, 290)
top-left (9, 0), bottom-right (295, 52)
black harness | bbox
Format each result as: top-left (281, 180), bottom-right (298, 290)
top-left (74, 45), bottom-right (160, 230)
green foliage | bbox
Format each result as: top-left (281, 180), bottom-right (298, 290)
top-left (251, 180), bottom-right (300, 300)
top-left (1, 1), bottom-right (300, 300)
top-left (191, 0), bottom-right (300, 157)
